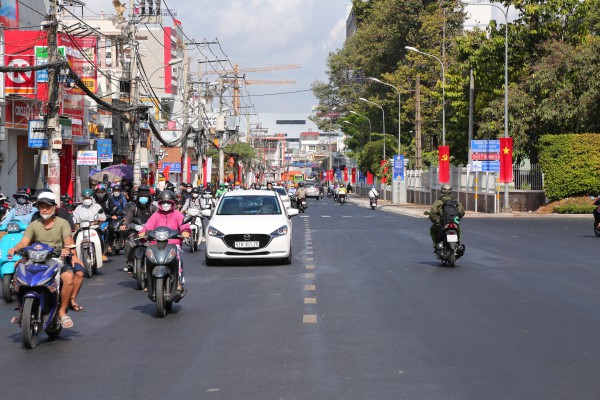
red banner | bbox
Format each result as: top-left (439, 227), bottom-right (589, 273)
top-left (366, 172), bottom-right (374, 186)
top-left (327, 169), bottom-right (334, 181)
top-left (381, 160), bottom-right (388, 184)
top-left (343, 167), bottom-right (348, 182)
top-left (351, 168), bottom-right (356, 184)
top-left (438, 146), bottom-right (450, 183)
top-left (499, 137), bottom-right (513, 183)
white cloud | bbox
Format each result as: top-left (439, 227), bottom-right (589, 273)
top-left (321, 17), bottom-right (346, 50)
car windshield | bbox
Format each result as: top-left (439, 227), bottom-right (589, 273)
top-left (217, 195), bottom-right (282, 215)
top-left (274, 188), bottom-right (287, 196)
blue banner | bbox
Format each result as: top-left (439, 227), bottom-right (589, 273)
top-left (162, 162), bottom-right (182, 173)
top-left (471, 140), bottom-right (500, 153)
top-left (97, 139), bottom-right (113, 162)
top-left (393, 154), bottom-right (404, 181)
top-left (28, 120), bottom-right (48, 148)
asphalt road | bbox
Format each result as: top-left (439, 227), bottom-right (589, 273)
top-left (1, 198), bottom-right (599, 400)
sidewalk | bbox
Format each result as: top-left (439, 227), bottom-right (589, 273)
top-left (346, 194), bottom-right (589, 219)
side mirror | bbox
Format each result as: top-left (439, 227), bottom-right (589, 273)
top-left (97, 208), bottom-right (105, 214)
top-left (287, 208), bottom-right (299, 218)
top-left (201, 209), bottom-right (212, 218)
top-left (423, 211), bottom-right (430, 216)
top-left (182, 215), bottom-right (193, 225)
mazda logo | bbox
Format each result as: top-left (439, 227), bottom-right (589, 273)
top-left (244, 234), bottom-right (250, 241)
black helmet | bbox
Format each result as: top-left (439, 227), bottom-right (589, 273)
top-left (137, 184), bottom-right (151, 197)
top-left (185, 183), bottom-right (193, 188)
top-left (14, 186), bottom-right (31, 200)
top-left (165, 181), bottom-right (175, 192)
top-left (112, 184), bottom-right (122, 191)
top-left (157, 189), bottom-right (176, 203)
top-left (298, 182), bottom-right (304, 187)
top-left (191, 187), bottom-right (200, 194)
top-left (441, 183), bottom-right (452, 195)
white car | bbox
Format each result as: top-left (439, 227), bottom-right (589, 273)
top-left (273, 186), bottom-right (291, 209)
top-left (202, 190), bottom-right (299, 265)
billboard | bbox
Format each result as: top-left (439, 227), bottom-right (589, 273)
top-left (0, 1), bottom-right (18, 29)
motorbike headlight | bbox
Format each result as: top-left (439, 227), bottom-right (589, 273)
top-left (145, 248), bottom-right (157, 263)
top-left (270, 225), bottom-right (289, 237)
top-left (207, 226), bottom-right (224, 238)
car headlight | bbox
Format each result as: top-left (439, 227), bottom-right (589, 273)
top-left (207, 226), bottom-right (224, 238)
top-left (270, 225), bottom-right (289, 237)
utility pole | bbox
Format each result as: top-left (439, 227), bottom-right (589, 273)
top-left (181, 53), bottom-right (190, 184)
top-left (45, 2), bottom-right (62, 200)
top-left (129, 0), bottom-right (141, 185)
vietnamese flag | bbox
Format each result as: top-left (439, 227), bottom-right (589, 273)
top-left (499, 137), bottom-right (513, 183)
top-left (438, 146), bottom-right (450, 183)
top-left (343, 167), bottom-right (348, 182)
top-left (380, 160), bottom-right (388, 184)
top-left (163, 164), bottom-right (171, 178)
top-left (366, 172), bottom-right (374, 185)
top-left (351, 168), bottom-right (356, 184)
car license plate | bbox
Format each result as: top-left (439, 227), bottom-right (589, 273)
top-left (235, 241), bottom-right (260, 248)
top-left (446, 234), bottom-right (458, 243)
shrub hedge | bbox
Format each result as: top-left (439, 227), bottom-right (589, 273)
top-left (553, 205), bottom-right (596, 214)
top-left (538, 134), bottom-right (600, 200)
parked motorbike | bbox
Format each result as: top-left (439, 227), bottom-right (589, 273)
top-left (75, 219), bottom-right (104, 278)
top-left (127, 218), bottom-right (147, 290)
top-left (184, 208), bottom-right (203, 253)
top-left (14, 243), bottom-right (64, 349)
top-left (434, 222), bottom-right (465, 267)
top-left (145, 217), bottom-right (192, 317)
top-left (369, 196), bottom-right (378, 210)
top-left (0, 220), bottom-right (28, 303)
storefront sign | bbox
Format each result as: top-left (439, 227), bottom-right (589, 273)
top-left (6, 99), bottom-right (40, 130)
top-left (28, 120), bottom-right (48, 148)
top-left (77, 150), bottom-right (98, 166)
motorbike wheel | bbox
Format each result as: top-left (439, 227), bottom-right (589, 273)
top-left (83, 250), bottom-right (94, 278)
top-left (22, 297), bottom-right (40, 349)
top-left (134, 258), bottom-right (145, 290)
top-left (155, 277), bottom-right (167, 318)
top-left (371, 205), bottom-right (376, 210)
top-left (447, 252), bottom-right (456, 268)
top-left (594, 224), bottom-right (600, 237)
top-left (2, 274), bottom-right (15, 303)
top-left (190, 232), bottom-right (197, 253)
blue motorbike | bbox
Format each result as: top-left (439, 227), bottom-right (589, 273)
top-left (14, 243), bottom-right (64, 349)
top-left (0, 220), bottom-right (27, 303)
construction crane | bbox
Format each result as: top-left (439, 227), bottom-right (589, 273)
top-left (205, 64), bottom-right (301, 75)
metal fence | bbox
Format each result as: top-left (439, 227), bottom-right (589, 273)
top-left (513, 163), bottom-right (544, 191)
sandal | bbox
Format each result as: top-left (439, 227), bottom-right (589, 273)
top-left (59, 315), bottom-right (74, 329)
top-left (69, 301), bottom-right (84, 312)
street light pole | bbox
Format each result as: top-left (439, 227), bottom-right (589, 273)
top-left (405, 46), bottom-right (445, 146)
top-left (359, 98), bottom-right (385, 159)
top-left (350, 110), bottom-right (372, 142)
top-left (368, 77), bottom-right (401, 154)
top-left (461, 1), bottom-right (510, 211)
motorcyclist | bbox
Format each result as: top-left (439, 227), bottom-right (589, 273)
top-left (73, 188), bottom-right (108, 262)
top-left (8, 191), bottom-right (84, 327)
top-left (428, 183), bottom-right (466, 250)
top-left (106, 184), bottom-right (128, 254)
top-left (296, 182), bottom-right (307, 208)
top-left (30, 189), bottom-right (75, 231)
top-left (0, 187), bottom-right (37, 229)
top-left (138, 190), bottom-right (191, 294)
top-left (215, 183), bottom-right (227, 198)
top-left (593, 195), bottom-right (600, 229)
top-left (368, 185), bottom-right (379, 200)
top-left (122, 185), bottom-right (158, 272)
top-left (179, 183), bottom-right (193, 209)
top-left (93, 184), bottom-right (110, 214)
top-left (181, 187), bottom-right (202, 212)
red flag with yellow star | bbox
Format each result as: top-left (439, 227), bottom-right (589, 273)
top-left (499, 137), bottom-right (513, 183)
top-left (438, 146), bottom-right (450, 183)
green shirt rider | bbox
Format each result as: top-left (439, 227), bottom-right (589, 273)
top-left (428, 183), bottom-right (466, 250)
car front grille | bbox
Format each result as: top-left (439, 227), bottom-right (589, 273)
top-left (223, 234), bottom-right (272, 251)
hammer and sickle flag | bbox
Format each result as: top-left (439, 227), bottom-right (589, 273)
top-left (438, 146), bottom-right (450, 183)
top-left (499, 137), bottom-right (513, 183)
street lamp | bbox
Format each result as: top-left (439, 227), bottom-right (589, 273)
top-left (148, 58), bottom-right (184, 81)
top-left (350, 110), bottom-right (372, 142)
top-left (460, 1), bottom-right (510, 211)
top-left (359, 98), bottom-right (385, 159)
top-left (368, 77), bottom-right (401, 154)
top-left (405, 46), bottom-right (446, 146)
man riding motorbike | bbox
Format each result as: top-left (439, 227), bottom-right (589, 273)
top-left (428, 183), bottom-right (466, 250)
top-left (179, 183), bottom-right (193, 209)
top-left (215, 184), bottom-right (227, 198)
top-left (122, 185), bottom-right (157, 272)
top-left (9, 192), bottom-right (84, 327)
top-left (106, 184), bottom-right (128, 254)
top-left (296, 182), bottom-right (307, 209)
top-left (73, 189), bottom-right (108, 262)
top-left (0, 187), bottom-right (37, 230)
top-left (138, 190), bottom-right (190, 295)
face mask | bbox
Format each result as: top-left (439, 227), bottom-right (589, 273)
top-left (187, 189), bottom-right (192, 193)
top-left (17, 197), bottom-right (27, 205)
top-left (41, 211), bottom-right (55, 220)
top-left (113, 191), bottom-right (121, 197)
top-left (138, 197), bottom-right (149, 205)
top-left (83, 198), bottom-right (93, 206)
top-left (160, 203), bottom-right (172, 212)
top-left (192, 194), bottom-right (199, 199)
top-left (96, 193), bottom-right (106, 201)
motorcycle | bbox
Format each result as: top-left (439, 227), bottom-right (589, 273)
top-left (0, 192), bottom-right (11, 222)
top-left (145, 217), bottom-right (192, 318)
top-left (434, 222), bottom-right (465, 267)
top-left (201, 193), bottom-right (215, 211)
top-left (184, 208), bottom-right (203, 253)
top-left (109, 211), bottom-right (127, 255)
top-left (0, 220), bottom-right (28, 303)
top-left (369, 196), bottom-right (378, 210)
top-left (338, 192), bottom-right (346, 205)
top-left (75, 218), bottom-right (104, 278)
top-left (14, 243), bottom-right (64, 349)
top-left (297, 197), bottom-right (307, 213)
top-left (127, 218), bottom-right (147, 290)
